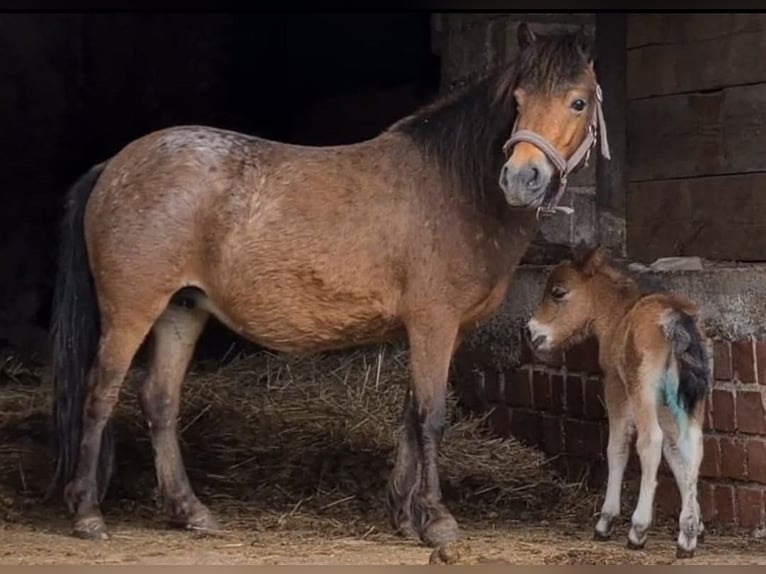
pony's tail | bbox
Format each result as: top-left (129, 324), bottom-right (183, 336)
top-left (47, 162), bottom-right (113, 503)
top-left (663, 310), bottom-right (711, 419)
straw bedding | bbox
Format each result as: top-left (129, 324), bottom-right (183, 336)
top-left (0, 344), bottom-right (596, 534)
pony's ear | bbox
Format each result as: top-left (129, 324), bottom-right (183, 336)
top-left (574, 243), bottom-right (607, 276)
top-left (576, 24), bottom-right (595, 63)
top-left (517, 22), bottom-right (536, 51)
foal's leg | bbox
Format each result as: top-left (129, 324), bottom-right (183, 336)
top-left (138, 303), bottom-right (218, 533)
top-left (407, 316), bottom-right (460, 547)
top-left (65, 312), bottom-right (158, 539)
top-left (594, 385), bottom-right (634, 540)
top-left (661, 411), bottom-right (704, 558)
top-left (627, 377), bottom-right (664, 550)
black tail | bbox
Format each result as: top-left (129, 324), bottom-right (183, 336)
top-left (666, 310), bottom-right (712, 416)
top-left (48, 162), bottom-right (113, 503)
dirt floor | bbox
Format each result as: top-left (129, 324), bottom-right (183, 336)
top-left (1, 349), bottom-right (764, 565)
top-left (1, 504), bottom-right (764, 565)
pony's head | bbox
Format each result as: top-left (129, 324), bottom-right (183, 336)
top-left (499, 23), bottom-right (608, 211)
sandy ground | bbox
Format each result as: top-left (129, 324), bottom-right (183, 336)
top-left (1, 510), bottom-right (764, 565)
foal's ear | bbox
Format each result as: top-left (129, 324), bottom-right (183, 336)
top-left (518, 22), bottom-right (536, 51)
top-left (575, 243), bottom-right (607, 276)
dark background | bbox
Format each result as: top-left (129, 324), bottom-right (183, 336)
top-left (0, 12), bottom-right (440, 359)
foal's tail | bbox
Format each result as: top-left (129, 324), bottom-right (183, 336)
top-left (663, 309), bottom-right (711, 420)
top-left (48, 162), bottom-right (112, 503)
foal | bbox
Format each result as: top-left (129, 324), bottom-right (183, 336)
top-left (527, 246), bottom-right (711, 558)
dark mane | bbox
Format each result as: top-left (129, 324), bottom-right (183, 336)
top-left (389, 28), bottom-right (591, 212)
top-left (388, 68), bottom-right (516, 211)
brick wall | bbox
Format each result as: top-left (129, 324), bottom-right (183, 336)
top-left (482, 331), bottom-right (766, 532)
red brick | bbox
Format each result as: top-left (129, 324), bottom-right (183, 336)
top-left (712, 388), bottom-right (736, 432)
top-left (510, 409), bottom-right (541, 446)
top-left (747, 438), bottom-right (766, 484)
top-left (583, 377), bottom-right (606, 420)
top-left (520, 333), bottom-right (536, 365)
top-left (756, 340), bottom-right (766, 385)
top-left (703, 396), bottom-right (714, 432)
top-left (540, 414), bottom-right (563, 454)
top-left (564, 419), bottom-right (603, 459)
top-left (656, 474), bottom-right (681, 517)
top-left (720, 437), bottom-right (747, 480)
top-left (714, 484), bottom-right (736, 525)
top-left (736, 390), bottom-right (766, 434)
top-left (566, 374), bottom-right (585, 416)
top-left (550, 374), bottom-right (565, 413)
top-left (713, 340), bottom-right (732, 380)
top-left (532, 371), bottom-right (553, 411)
top-left (505, 369), bottom-right (532, 407)
top-left (732, 339), bottom-right (756, 384)
top-left (565, 337), bottom-right (600, 373)
top-left (483, 369), bottom-right (503, 403)
top-left (736, 487), bottom-right (765, 529)
top-left (488, 405), bottom-right (511, 437)
top-left (699, 481), bottom-right (715, 523)
top-left (701, 436), bottom-right (720, 478)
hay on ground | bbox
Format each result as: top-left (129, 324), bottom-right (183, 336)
top-left (0, 344), bottom-right (598, 534)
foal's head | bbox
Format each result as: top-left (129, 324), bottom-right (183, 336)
top-left (526, 245), bottom-right (635, 354)
top-left (499, 23), bottom-right (601, 209)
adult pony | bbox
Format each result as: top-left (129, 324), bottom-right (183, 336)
top-left (50, 23), bottom-right (609, 545)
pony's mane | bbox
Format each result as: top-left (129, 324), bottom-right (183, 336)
top-left (389, 28), bottom-right (592, 213)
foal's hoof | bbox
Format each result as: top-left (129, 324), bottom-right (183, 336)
top-left (675, 546), bottom-right (695, 560)
top-left (626, 538), bottom-right (646, 551)
top-left (593, 527), bottom-right (612, 541)
top-left (72, 515), bottom-right (109, 540)
top-left (429, 540), bottom-right (474, 565)
top-left (421, 515), bottom-right (460, 548)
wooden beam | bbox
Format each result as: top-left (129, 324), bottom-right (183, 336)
top-left (627, 13), bottom-right (766, 49)
top-left (627, 173), bottom-right (766, 262)
top-left (628, 21), bottom-right (766, 99)
top-left (627, 83), bottom-right (766, 182)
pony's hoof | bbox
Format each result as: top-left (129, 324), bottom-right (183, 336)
top-left (421, 514), bottom-right (460, 548)
top-left (429, 540), bottom-right (474, 565)
top-left (183, 510), bottom-right (223, 536)
top-left (72, 515), bottom-right (109, 540)
top-left (676, 546), bottom-right (695, 560)
top-left (395, 521), bottom-right (421, 541)
top-left (626, 538), bottom-right (645, 551)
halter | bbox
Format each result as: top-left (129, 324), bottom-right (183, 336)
top-left (501, 84), bottom-right (611, 220)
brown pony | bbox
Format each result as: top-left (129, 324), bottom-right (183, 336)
top-left (49, 23), bottom-right (609, 545)
top-left (526, 246), bottom-right (711, 559)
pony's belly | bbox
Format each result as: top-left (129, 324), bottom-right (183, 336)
top-left (195, 290), bottom-right (403, 354)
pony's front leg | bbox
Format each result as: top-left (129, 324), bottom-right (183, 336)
top-left (402, 313), bottom-right (460, 547)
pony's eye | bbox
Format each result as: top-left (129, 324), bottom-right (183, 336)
top-left (571, 99), bottom-right (587, 112)
top-left (551, 286), bottom-right (568, 300)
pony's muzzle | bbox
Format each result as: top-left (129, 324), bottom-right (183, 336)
top-left (499, 158), bottom-right (552, 207)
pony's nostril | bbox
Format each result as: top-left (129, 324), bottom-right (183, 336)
top-left (531, 335), bottom-right (546, 349)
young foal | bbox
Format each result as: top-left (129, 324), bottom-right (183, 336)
top-left (527, 246), bottom-right (711, 558)
top-left (49, 24), bottom-right (609, 544)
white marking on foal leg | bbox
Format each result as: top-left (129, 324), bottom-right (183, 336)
top-left (673, 423), bottom-right (704, 559)
top-left (628, 422), bottom-right (663, 550)
top-left (595, 413), bottom-right (633, 540)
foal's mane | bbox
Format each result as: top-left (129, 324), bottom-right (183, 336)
top-left (389, 28), bottom-right (593, 212)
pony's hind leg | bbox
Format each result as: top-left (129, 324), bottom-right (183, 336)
top-left (386, 389), bottom-right (421, 541)
top-left (138, 301), bottom-right (217, 533)
top-left (65, 314), bottom-right (156, 539)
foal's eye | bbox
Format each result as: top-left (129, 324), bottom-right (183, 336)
top-left (571, 99), bottom-right (587, 112)
top-left (551, 286), bottom-right (568, 301)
